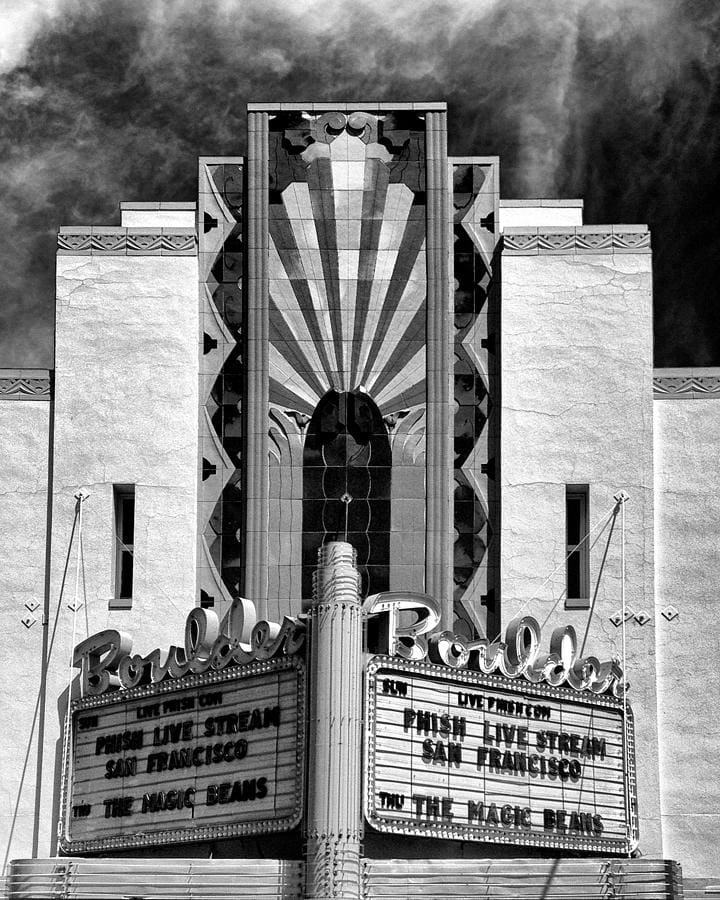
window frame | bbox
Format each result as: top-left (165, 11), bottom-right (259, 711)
top-left (565, 484), bottom-right (590, 609)
top-left (110, 484), bottom-right (135, 609)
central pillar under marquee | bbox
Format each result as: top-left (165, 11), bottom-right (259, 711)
top-left (304, 541), bottom-right (364, 900)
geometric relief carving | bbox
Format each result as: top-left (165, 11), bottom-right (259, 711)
top-left (610, 608), bottom-right (635, 627)
top-left (386, 405), bottom-right (427, 595)
top-left (693, 376), bottom-right (720, 396)
top-left (266, 117), bottom-right (427, 418)
top-left (57, 230), bottom-right (196, 254)
top-left (452, 160), bottom-right (500, 638)
top-left (502, 229), bottom-right (650, 255)
top-left (197, 158), bottom-right (244, 614)
top-left (503, 226), bottom-right (650, 256)
top-left (0, 373), bottom-right (52, 400)
top-left (267, 407), bottom-right (305, 616)
top-left (653, 374), bottom-right (720, 399)
top-left (652, 376), bottom-right (694, 398)
top-left (265, 110), bottom-right (428, 603)
top-left (387, 407), bottom-right (426, 466)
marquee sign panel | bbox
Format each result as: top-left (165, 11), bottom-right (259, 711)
top-left (364, 657), bottom-right (637, 854)
top-left (61, 657), bottom-right (305, 852)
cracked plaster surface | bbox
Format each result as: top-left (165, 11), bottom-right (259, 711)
top-left (654, 400), bottom-right (720, 875)
top-left (22, 254), bottom-right (201, 856)
top-left (0, 401), bottom-right (50, 858)
top-left (51, 255), bottom-right (198, 630)
top-left (500, 252), bottom-right (661, 854)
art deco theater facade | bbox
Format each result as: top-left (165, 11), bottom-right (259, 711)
top-left (1, 102), bottom-right (718, 899)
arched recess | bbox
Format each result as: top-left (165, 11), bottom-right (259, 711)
top-left (302, 390), bottom-right (391, 598)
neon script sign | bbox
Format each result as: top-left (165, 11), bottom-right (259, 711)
top-left (74, 597), bottom-right (305, 697)
top-left (363, 592), bottom-right (626, 697)
top-left (74, 591), bottom-right (624, 698)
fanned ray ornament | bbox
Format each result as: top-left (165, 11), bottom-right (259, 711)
top-left (268, 131), bottom-right (427, 416)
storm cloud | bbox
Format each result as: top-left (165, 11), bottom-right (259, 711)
top-left (0, 0), bottom-right (718, 365)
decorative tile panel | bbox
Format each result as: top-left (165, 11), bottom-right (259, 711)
top-left (57, 229), bottom-right (196, 255)
top-left (0, 369), bottom-right (52, 401)
top-left (502, 227), bottom-right (650, 255)
top-left (654, 369), bottom-right (720, 399)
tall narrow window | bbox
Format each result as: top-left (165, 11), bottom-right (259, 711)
top-left (114, 485), bottom-right (135, 603)
top-left (566, 485), bottom-right (589, 608)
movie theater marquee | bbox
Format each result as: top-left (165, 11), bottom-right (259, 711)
top-left (364, 657), bottom-right (638, 854)
top-left (62, 656), bottom-right (305, 852)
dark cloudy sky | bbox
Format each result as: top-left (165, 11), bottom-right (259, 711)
top-left (1, 0), bottom-right (718, 367)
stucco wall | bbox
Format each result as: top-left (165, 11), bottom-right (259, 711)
top-left (120, 202), bottom-right (196, 228)
top-left (500, 249), bottom-right (660, 854)
top-left (31, 253), bottom-right (199, 854)
top-left (498, 199), bottom-right (583, 231)
top-left (0, 397), bottom-right (50, 866)
top-left (654, 393), bottom-right (720, 877)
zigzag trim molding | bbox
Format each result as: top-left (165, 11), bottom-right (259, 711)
top-left (502, 227), bottom-right (650, 255)
top-left (58, 228), bottom-right (196, 255)
top-left (0, 369), bottom-right (52, 401)
top-left (654, 368), bottom-right (720, 399)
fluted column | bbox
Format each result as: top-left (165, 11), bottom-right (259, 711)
top-left (243, 110), bottom-right (269, 616)
top-left (305, 542), bottom-right (364, 899)
top-left (425, 111), bottom-right (454, 628)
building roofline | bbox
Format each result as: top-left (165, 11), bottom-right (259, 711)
top-left (246, 101), bottom-right (446, 112)
top-left (119, 202), bottom-right (196, 211)
top-left (500, 199), bottom-right (584, 208)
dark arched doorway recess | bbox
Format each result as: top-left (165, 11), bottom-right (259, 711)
top-left (302, 390), bottom-right (391, 599)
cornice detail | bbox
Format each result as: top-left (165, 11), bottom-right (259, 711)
top-left (57, 228), bottom-right (196, 255)
top-left (502, 227), bottom-right (650, 255)
top-left (0, 370), bottom-right (52, 401)
top-left (654, 369), bottom-right (720, 399)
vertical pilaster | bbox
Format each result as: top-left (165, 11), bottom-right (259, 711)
top-left (425, 111), bottom-right (454, 628)
top-left (243, 111), bottom-right (269, 615)
top-left (450, 157), bottom-right (501, 639)
top-left (305, 542), bottom-right (364, 900)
